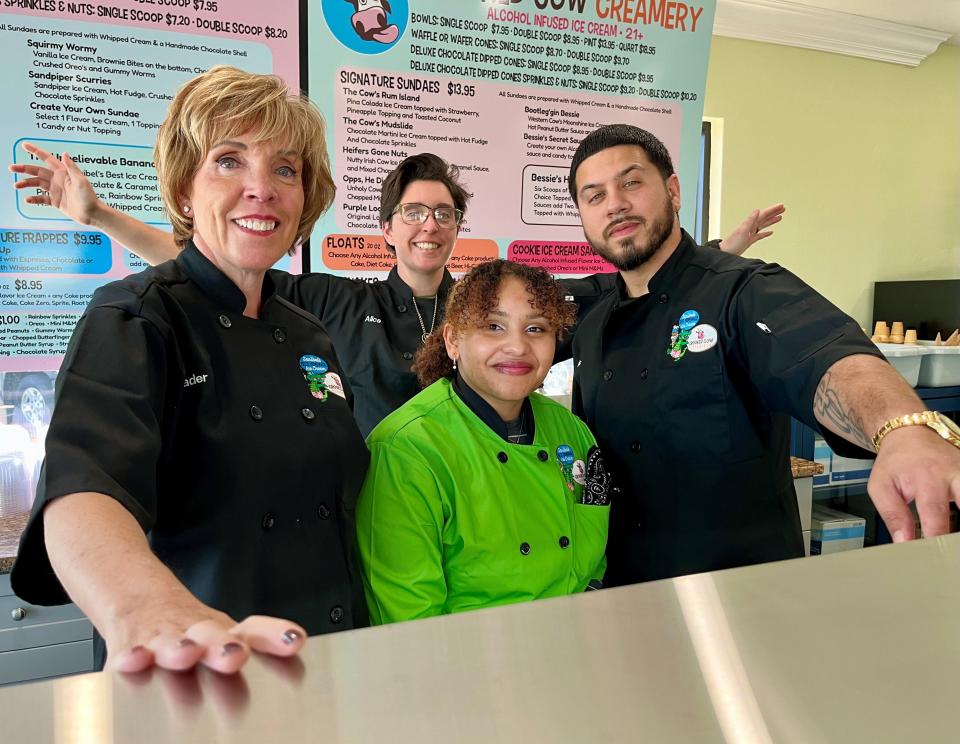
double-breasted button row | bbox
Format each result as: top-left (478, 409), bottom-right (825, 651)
top-left (329, 606), bottom-right (344, 623)
top-left (496, 450), bottom-right (553, 465)
top-left (397, 304), bottom-right (408, 313)
top-left (249, 405), bottom-right (319, 422)
top-left (217, 315), bottom-right (287, 347)
top-left (518, 537), bottom-right (572, 555)
top-left (262, 505), bottom-right (334, 531)
top-left (402, 352), bottom-right (413, 361)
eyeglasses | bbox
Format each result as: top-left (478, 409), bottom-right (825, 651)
top-left (392, 202), bottom-right (464, 228)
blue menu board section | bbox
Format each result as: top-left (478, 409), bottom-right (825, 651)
top-left (0, 229), bottom-right (111, 274)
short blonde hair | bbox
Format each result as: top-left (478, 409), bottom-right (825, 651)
top-left (155, 65), bottom-right (335, 249)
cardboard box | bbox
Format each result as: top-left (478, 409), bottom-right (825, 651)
top-left (811, 505), bottom-right (865, 555)
top-left (814, 437), bottom-right (873, 487)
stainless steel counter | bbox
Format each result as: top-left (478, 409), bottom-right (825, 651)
top-left (3, 534), bottom-right (959, 743)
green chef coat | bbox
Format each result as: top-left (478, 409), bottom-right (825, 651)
top-left (357, 377), bottom-right (611, 625)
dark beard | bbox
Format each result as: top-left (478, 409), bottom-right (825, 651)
top-left (586, 198), bottom-right (675, 272)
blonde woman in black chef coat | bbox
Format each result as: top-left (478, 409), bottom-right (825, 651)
top-left (12, 66), bottom-right (369, 674)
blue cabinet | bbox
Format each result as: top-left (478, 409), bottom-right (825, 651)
top-left (0, 573), bottom-right (94, 685)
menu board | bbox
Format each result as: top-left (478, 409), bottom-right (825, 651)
top-left (308, 0), bottom-right (714, 279)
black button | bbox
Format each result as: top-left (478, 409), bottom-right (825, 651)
top-left (520, 542), bottom-right (531, 555)
top-left (249, 405), bottom-right (263, 421)
top-left (640, 368), bottom-right (649, 380)
top-left (329, 606), bottom-right (344, 624)
top-left (273, 328), bottom-right (286, 343)
top-left (218, 314), bottom-right (232, 328)
top-left (559, 536), bottom-right (570, 549)
top-left (317, 504), bottom-right (331, 520)
top-left (602, 370), bottom-right (614, 381)
top-left (301, 408), bottom-right (315, 421)
top-left (397, 304), bottom-right (408, 313)
top-left (497, 451), bottom-right (508, 463)
top-left (402, 351), bottom-right (413, 361)
top-left (261, 512), bottom-right (276, 530)
top-left (537, 450), bottom-right (549, 462)
top-left (658, 293), bottom-right (669, 304)
top-left (630, 441), bottom-right (641, 453)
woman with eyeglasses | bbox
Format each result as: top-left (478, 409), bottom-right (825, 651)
top-left (11, 149), bottom-right (781, 436)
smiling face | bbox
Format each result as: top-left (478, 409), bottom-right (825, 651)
top-left (575, 144), bottom-right (680, 271)
top-left (382, 179), bottom-right (459, 283)
top-left (184, 132), bottom-right (304, 280)
top-left (443, 275), bottom-right (557, 421)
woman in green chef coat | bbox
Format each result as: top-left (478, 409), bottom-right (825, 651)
top-left (356, 259), bottom-right (612, 624)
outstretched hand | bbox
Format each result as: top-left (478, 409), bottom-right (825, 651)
top-left (867, 426), bottom-right (960, 542)
top-left (106, 602), bottom-right (307, 675)
top-left (719, 203), bottom-right (786, 256)
top-left (9, 141), bottom-right (104, 226)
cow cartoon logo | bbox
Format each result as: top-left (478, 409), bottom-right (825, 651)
top-left (348, 0), bottom-right (399, 43)
top-left (322, 0), bottom-right (408, 54)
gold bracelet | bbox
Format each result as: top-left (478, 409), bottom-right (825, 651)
top-left (872, 411), bottom-right (960, 451)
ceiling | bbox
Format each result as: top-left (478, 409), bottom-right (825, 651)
top-left (770, 0), bottom-right (960, 45)
top-left (714, 0), bottom-right (959, 66)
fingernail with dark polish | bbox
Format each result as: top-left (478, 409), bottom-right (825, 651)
top-left (221, 642), bottom-right (244, 656)
top-left (178, 638), bottom-right (198, 648)
top-left (282, 630), bottom-right (302, 645)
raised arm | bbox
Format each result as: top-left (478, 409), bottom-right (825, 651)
top-left (9, 142), bottom-right (178, 264)
top-left (813, 354), bottom-right (960, 542)
top-left (718, 203), bottom-right (786, 256)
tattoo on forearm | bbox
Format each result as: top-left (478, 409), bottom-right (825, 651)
top-left (814, 371), bottom-right (873, 451)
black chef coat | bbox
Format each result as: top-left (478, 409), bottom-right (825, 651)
top-left (13, 244), bottom-right (370, 658)
top-left (272, 267), bottom-right (455, 437)
top-left (555, 240), bottom-right (721, 361)
top-left (571, 231), bottom-right (882, 586)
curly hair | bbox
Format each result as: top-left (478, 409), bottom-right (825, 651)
top-left (414, 260), bottom-right (577, 388)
